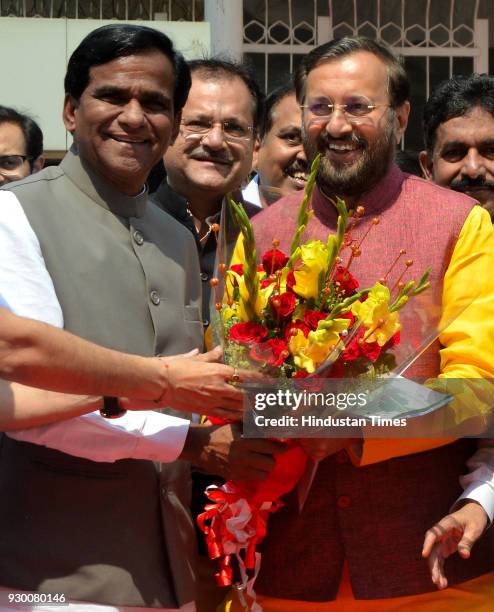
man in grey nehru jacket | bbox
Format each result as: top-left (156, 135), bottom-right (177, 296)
top-left (0, 24), bottom-right (283, 611)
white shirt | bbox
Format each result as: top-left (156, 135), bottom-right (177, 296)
top-left (241, 175), bottom-right (262, 208)
top-left (456, 441), bottom-right (494, 523)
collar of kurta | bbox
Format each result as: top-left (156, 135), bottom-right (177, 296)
top-left (311, 163), bottom-right (405, 226)
top-left (60, 146), bottom-right (148, 219)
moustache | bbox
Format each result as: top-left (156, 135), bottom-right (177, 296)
top-left (189, 149), bottom-right (233, 165)
top-left (284, 159), bottom-right (309, 176)
top-left (450, 177), bottom-right (494, 192)
top-left (318, 132), bottom-right (366, 149)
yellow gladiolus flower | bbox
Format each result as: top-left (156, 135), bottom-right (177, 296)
top-left (352, 283), bottom-right (401, 346)
top-left (289, 318), bottom-right (350, 373)
top-left (237, 276), bottom-right (275, 321)
top-left (222, 307), bottom-right (237, 322)
top-left (292, 240), bottom-right (328, 300)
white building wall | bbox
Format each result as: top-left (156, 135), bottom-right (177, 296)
top-left (0, 18), bottom-right (210, 152)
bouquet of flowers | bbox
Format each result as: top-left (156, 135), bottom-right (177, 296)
top-left (198, 155), bottom-right (430, 597)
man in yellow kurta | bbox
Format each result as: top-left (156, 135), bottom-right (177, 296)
top-left (228, 37), bottom-right (494, 611)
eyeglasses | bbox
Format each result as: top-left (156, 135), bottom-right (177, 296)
top-left (0, 155), bottom-right (30, 175)
top-left (181, 120), bottom-right (254, 143)
top-left (301, 96), bottom-right (389, 123)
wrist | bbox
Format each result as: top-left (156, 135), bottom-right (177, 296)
top-left (153, 357), bottom-right (171, 405)
top-left (179, 423), bottom-right (208, 464)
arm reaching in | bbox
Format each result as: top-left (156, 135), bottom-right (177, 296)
top-left (0, 381), bottom-right (101, 431)
top-left (1, 306), bottom-right (250, 424)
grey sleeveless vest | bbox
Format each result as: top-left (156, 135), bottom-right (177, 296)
top-left (0, 149), bottom-right (204, 608)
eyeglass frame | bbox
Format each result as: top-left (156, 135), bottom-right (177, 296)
top-left (0, 154), bottom-right (33, 175)
top-left (180, 119), bottom-right (255, 144)
top-left (300, 97), bottom-right (391, 123)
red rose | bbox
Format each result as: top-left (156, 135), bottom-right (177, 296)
top-left (229, 322), bottom-right (269, 345)
top-left (284, 321), bottom-right (310, 342)
top-left (342, 326), bottom-right (365, 362)
top-left (327, 360), bottom-right (345, 379)
top-left (339, 311), bottom-right (355, 327)
top-left (262, 249), bottom-right (289, 274)
top-left (270, 292), bottom-right (297, 319)
top-left (230, 263), bottom-right (244, 275)
top-left (249, 339), bottom-right (289, 367)
top-left (383, 331), bottom-right (401, 350)
top-left (342, 327), bottom-right (381, 363)
top-left (342, 336), bottom-right (361, 362)
top-left (260, 276), bottom-right (276, 289)
top-left (286, 270), bottom-right (296, 291)
top-left (303, 309), bottom-right (328, 330)
top-left (333, 265), bottom-right (359, 296)
top-left (292, 370), bottom-right (309, 379)
top-left (360, 340), bottom-right (381, 362)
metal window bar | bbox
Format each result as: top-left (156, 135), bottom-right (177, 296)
top-left (243, 0), bottom-right (486, 148)
top-left (0, 0), bottom-right (203, 19)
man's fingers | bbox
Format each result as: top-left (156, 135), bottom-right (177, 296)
top-left (429, 548), bottom-right (448, 590)
top-left (161, 349), bottom-right (200, 362)
top-left (179, 349), bottom-right (201, 358)
top-left (201, 408), bottom-right (242, 422)
top-left (457, 534), bottom-right (475, 558)
top-left (217, 385), bottom-right (245, 401)
top-left (422, 529), bottom-right (438, 558)
top-left (196, 346), bottom-right (223, 363)
top-left (236, 368), bottom-right (265, 382)
top-left (422, 516), bottom-right (460, 558)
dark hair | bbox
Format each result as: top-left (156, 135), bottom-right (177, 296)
top-left (188, 58), bottom-right (264, 132)
top-left (294, 37), bottom-right (410, 108)
top-left (64, 24), bottom-right (191, 112)
top-left (395, 149), bottom-right (423, 177)
top-left (0, 105), bottom-right (43, 168)
top-left (260, 82), bottom-right (296, 139)
top-left (423, 73), bottom-right (494, 153)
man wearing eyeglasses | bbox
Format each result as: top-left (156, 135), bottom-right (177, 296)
top-left (152, 58), bottom-right (263, 326)
top-left (151, 58), bottom-right (267, 610)
top-left (229, 37), bottom-right (494, 611)
top-left (0, 105), bottom-right (44, 186)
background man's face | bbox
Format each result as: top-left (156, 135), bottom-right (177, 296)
top-left (164, 74), bottom-right (255, 199)
top-left (63, 50), bottom-right (177, 196)
top-left (0, 122), bottom-right (32, 185)
top-left (420, 106), bottom-right (494, 217)
top-left (255, 92), bottom-right (308, 199)
top-left (302, 51), bottom-right (409, 198)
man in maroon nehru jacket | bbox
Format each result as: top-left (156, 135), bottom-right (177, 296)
top-left (230, 37), bottom-right (494, 611)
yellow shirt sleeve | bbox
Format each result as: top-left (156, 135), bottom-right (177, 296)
top-left (352, 205), bottom-right (494, 466)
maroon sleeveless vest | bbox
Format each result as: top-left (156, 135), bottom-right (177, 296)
top-left (250, 165), bottom-right (494, 600)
